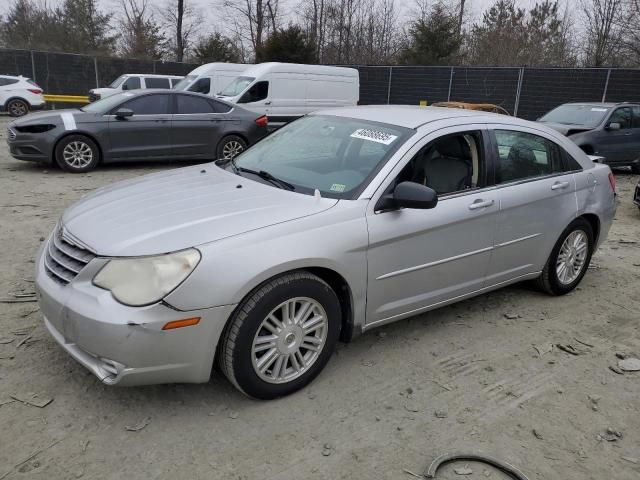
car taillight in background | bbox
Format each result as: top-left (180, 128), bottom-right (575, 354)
top-left (255, 115), bottom-right (268, 127)
top-left (28, 88), bottom-right (43, 95)
top-left (608, 172), bottom-right (616, 194)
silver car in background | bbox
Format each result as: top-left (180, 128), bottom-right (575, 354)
top-left (35, 106), bottom-right (617, 399)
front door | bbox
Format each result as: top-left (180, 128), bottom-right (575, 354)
top-left (486, 126), bottom-right (578, 284)
top-left (366, 127), bottom-right (498, 327)
top-left (599, 106), bottom-right (634, 163)
top-left (107, 93), bottom-right (171, 160)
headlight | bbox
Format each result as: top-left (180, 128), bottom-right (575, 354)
top-left (93, 249), bottom-right (201, 306)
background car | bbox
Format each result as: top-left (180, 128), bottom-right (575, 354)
top-left (634, 178), bottom-right (640, 210)
top-left (537, 102), bottom-right (640, 174)
top-left (36, 106), bottom-right (616, 398)
top-left (7, 89), bottom-right (268, 172)
top-left (431, 101), bottom-right (511, 115)
top-left (88, 74), bottom-right (183, 102)
top-left (0, 75), bottom-right (45, 117)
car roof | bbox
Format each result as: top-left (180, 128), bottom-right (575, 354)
top-left (124, 74), bottom-right (183, 78)
top-left (562, 102), bottom-right (639, 108)
top-left (240, 62), bottom-right (359, 78)
top-left (312, 105), bottom-right (521, 129)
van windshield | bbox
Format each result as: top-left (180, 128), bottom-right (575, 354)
top-left (220, 76), bottom-right (255, 96)
top-left (173, 75), bottom-right (197, 90)
top-left (108, 75), bottom-right (126, 88)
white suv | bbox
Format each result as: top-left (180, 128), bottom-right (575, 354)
top-left (0, 75), bottom-right (45, 117)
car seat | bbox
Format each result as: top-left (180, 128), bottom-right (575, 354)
top-left (412, 136), bottom-right (473, 194)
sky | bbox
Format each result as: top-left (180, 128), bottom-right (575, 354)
top-left (0, 0), bottom-right (569, 36)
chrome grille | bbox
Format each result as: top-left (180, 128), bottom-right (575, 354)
top-left (7, 128), bottom-right (16, 141)
top-left (44, 228), bottom-right (96, 285)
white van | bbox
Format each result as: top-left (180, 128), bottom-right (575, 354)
top-left (172, 63), bottom-right (250, 96)
top-left (88, 74), bottom-right (183, 102)
top-left (217, 63), bottom-right (359, 126)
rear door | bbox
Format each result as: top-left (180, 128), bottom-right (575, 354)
top-left (107, 93), bottom-right (172, 160)
top-left (486, 126), bottom-right (578, 285)
top-left (171, 93), bottom-right (226, 159)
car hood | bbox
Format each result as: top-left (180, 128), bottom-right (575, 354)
top-left (538, 121), bottom-right (593, 136)
top-left (61, 164), bottom-right (339, 257)
top-left (9, 108), bottom-right (82, 126)
top-left (90, 88), bottom-right (117, 95)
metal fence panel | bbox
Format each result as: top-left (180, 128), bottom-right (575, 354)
top-left (602, 69), bottom-right (640, 102)
top-left (95, 57), bottom-right (155, 89)
top-left (389, 66), bottom-right (451, 105)
top-left (517, 68), bottom-right (609, 120)
top-left (32, 51), bottom-right (96, 95)
top-left (0, 49), bottom-right (32, 77)
top-left (449, 67), bottom-right (521, 114)
top-left (354, 66), bottom-right (391, 105)
top-left (154, 61), bottom-right (195, 76)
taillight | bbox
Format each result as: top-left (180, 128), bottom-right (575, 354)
top-left (255, 115), bottom-right (268, 127)
top-left (608, 172), bottom-right (616, 193)
top-left (28, 88), bottom-right (42, 94)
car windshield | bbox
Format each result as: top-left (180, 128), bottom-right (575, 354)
top-left (108, 75), bottom-right (126, 88)
top-left (539, 104), bottom-right (610, 127)
top-left (230, 115), bottom-right (413, 199)
top-left (81, 92), bottom-right (136, 113)
top-left (220, 76), bottom-right (255, 96)
top-left (173, 75), bottom-right (196, 90)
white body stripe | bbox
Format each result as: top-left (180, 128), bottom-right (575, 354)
top-left (61, 112), bottom-right (77, 131)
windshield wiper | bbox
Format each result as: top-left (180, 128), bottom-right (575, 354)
top-left (231, 159), bottom-right (295, 191)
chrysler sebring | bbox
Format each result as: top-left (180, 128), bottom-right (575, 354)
top-left (36, 106), bottom-right (616, 399)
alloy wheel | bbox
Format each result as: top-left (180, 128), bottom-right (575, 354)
top-left (556, 230), bottom-right (588, 285)
top-left (222, 140), bottom-right (244, 159)
top-left (62, 141), bottom-right (93, 168)
top-left (9, 101), bottom-right (27, 116)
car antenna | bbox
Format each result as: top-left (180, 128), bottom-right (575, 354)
top-left (314, 189), bottom-right (322, 199)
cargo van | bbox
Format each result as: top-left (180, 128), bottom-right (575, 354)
top-left (217, 63), bottom-right (359, 127)
top-left (88, 74), bottom-right (183, 102)
top-left (172, 63), bottom-right (250, 96)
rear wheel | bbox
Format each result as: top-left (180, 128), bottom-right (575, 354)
top-left (534, 218), bottom-right (594, 295)
top-left (217, 135), bottom-right (246, 160)
top-left (7, 99), bottom-right (29, 117)
top-left (219, 272), bottom-right (341, 399)
top-left (55, 135), bottom-right (100, 173)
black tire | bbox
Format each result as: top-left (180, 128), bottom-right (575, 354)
top-left (630, 164), bottom-right (640, 175)
top-left (534, 218), bottom-right (594, 296)
top-left (55, 135), bottom-right (100, 173)
top-left (216, 135), bottom-right (247, 160)
top-left (219, 271), bottom-right (341, 399)
top-left (7, 98), bottom-right (29, 117)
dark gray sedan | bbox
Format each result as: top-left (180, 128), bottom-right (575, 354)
top-left (6, 90), bottom-right (268, 172)
top-left (538, 102), bottom-right (640, 174)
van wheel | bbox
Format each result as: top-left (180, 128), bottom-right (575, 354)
top-left (217, 135), bottom-right (246, 160)
top-left (219, 272), bottom-right (341, 399)
top-left (7, 99), bottom-right (29, 117)
top-left (534, 218), bottom-right (594, 295)
top-left (55, 135), bottom-right (100, 173)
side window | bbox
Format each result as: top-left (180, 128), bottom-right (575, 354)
top-left (632, 106), bottom-right (640, 128)
top-left (494, 130), bottom-right (563, 183)
top-left (239, 81), bottom-right (269, 103)
top-left (188, 77), bottom-right (211, 94)
top-left (144, 77), bottom-right (170, 89)
top-left (609, 107), bottom-right (631, 129)
top-left (176, 95), bottom-right (215, 114)
top-left (211, 100), bottom-right (232, 113)
top-left (122, 77), bottom-right (141, 90)
top-left (0, 78), bottom-right (18, 86)
top-left (120, 94), bottom-right (169, 115)
top-left (395, 132), bottom-right (482, 196)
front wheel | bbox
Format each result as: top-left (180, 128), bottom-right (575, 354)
top-left (55, 135), bottom-right (100, 173)
top-left (7, 99), bottom-right (29, 117)
top-left (219, 272), bottom-right (341, 399)
top-left (534, 218), bottom-right (594, 295)
top-left (217, 135), bottom-right (247, 160)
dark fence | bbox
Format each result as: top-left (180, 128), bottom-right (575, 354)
top-left (2, 48), bottom-right (640, 120)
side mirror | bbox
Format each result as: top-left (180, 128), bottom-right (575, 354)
top-left (115, 108), bottom-right (134, 119)
top-left (606, 122), bottom-right (621, 131)
top-left (378, 181), bottom-right (438, 211)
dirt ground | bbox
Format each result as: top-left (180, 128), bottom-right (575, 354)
top-left (0, 115), bottom-right (638, 480)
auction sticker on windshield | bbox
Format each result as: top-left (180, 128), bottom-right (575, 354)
top-left (351, 128), bottom-right (398, 145)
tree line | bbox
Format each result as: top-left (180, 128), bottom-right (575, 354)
top-left (1, 0), bottom-right (640, 67)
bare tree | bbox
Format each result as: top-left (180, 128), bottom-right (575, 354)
top-left (221, 0), bottom-right (280, 56)
top-left (162, 0), bottom-right (200, 61)
top-left (118, 0), bottom-right (167, 60)
top-left (581, 0), bottom-right (626, 66)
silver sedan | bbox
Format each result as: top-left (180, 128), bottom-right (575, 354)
top-left (36, 106), bottom-right (617, 399)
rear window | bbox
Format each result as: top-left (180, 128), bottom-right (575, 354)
top-left (0, 78), bottom-right (19, 86)
top-left (144, 77), bottom-right (171, 89)
top-left (176, 95), bottom-right (215, 114)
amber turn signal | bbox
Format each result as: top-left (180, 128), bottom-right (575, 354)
top-left (162, 317), bottom-right (201, 330)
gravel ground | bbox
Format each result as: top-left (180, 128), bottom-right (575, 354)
top-left (0, 116), bottom-right (639, 480)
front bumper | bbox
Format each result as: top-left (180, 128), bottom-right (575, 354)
top-left (35, 236), bottom-right (236, 386)
top-left (6, 127), bottom-right (53, 163)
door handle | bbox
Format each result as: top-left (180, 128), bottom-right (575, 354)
top-left (468, 199), bottom-right (494, 210)
top-left (264, 101), bottom-right (271, 105)
top-left (551, 181), bottom-right (570, 190)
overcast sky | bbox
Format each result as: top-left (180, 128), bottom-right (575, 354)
top-left (0, 0), bottom-right (566, 35)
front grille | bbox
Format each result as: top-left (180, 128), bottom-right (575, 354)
top-left (44, 228), bottom-right (96, 285)
top-left (7, 128), bottom-right (16, 141)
